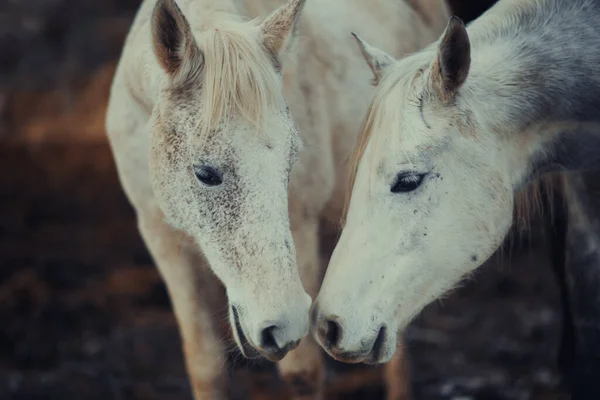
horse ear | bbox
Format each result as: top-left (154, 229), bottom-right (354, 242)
top-left (351, 32), bottom-right (396, 85)
top-left (152, 0), bottom-right (203, 78)
top-left (260, 0), bottom-right (306, 57)
top-left (431, 16), bottom-right (470, 103)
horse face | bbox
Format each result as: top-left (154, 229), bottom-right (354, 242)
top-left (151, 104), bottom-right (310, 361)
top-left (312, 19), bottom-right (516, 364)
top-left (313, 103), bottom-right (514, 364)
top-left (148, 0), bottom-right (311, 361)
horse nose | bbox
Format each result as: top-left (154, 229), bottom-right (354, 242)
top-left (316, 315), bottom-right (343, 351)
top-left (250, 293), bottom-right (311, 361)
top-left (257, 323), bottom-right (302, 361)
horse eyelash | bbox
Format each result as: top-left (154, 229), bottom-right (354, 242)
top-left (408, 96), bottom-right (421, 108)
top-left (408, 93), bottom-right (424, 108)
top-left (400, 174), bottom-right (422, 183)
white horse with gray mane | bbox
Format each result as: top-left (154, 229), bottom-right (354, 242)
top-left (312, 0), bottom-right (600, 397)
top-left (105, 0), bottom-right (449, 398)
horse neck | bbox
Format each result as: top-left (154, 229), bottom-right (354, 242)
top-left (464, 0), bottom-right (600, 135)
top-left (461, 0), bottom-right (600, 185)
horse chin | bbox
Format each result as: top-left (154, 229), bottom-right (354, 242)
top-left (237, 342), bottom-right (262, 360)
top-left (234, 333), bottom-right (296, 362)
top-left (230, 305), bottom-right (261, 359)
top-left (320, 326), bottom-right (398, 365)
top-left (256, 341), bottom-right (299, 362)
top-left (324, 345), bottom-right (395, 365)
top-left (230, 304), bottom-right (300, 362)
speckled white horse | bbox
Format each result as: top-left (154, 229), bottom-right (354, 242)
top-left (105, 0), bottom-right (449, 398)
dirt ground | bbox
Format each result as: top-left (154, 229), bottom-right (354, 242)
top-left (0, 0), bottom-right (573, 399)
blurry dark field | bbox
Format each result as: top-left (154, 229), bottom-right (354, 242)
top-left (0, 1), bottom-right (570, 399)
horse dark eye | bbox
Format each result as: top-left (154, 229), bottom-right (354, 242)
top-left (391, 173), bottom-right (426, 193)
top-left (194, 165), bottom-right (223, 186)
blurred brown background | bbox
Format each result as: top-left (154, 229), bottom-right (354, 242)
top-left (0, 1), bottom-right (568, 399)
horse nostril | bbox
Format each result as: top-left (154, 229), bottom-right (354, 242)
top-left (318, 318), bottom-right (342, 350)
top-left (326, 320), bottom-right (341, 348)
top-left (260, 325), bottom-right (280, 351)
top-left (371, 325), bottom-right (387, 361)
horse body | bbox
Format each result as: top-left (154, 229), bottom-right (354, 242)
top-left (105, 0), bottom-right (448, 398)
top-left (312, 0), bottom-right (600, 395)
